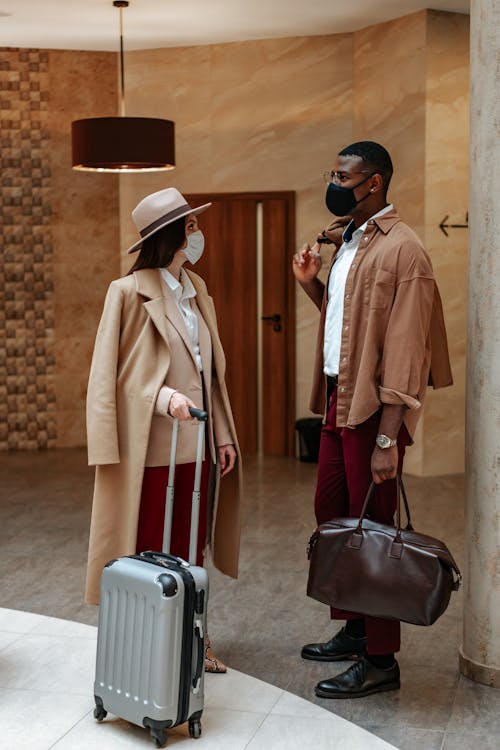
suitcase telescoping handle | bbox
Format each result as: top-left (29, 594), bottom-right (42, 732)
top-left (162, 406), bottom-right (208, 565)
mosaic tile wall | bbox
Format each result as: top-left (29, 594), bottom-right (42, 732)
top-left (0, 48), bottom-right (56, 450)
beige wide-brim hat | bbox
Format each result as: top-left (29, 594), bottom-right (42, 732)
top-left (127, 187), bottom-right (212, 254)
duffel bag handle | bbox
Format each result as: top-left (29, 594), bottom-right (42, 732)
top-left (354, 475), bottom-right (413, 539)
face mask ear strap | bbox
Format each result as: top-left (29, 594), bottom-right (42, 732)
top-left (352, 172), bottom-right (378, 207)
top-left (354, 171), bottom-right (376, 189)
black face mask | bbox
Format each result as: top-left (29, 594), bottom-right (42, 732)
top-left (325, 173), bottom-right (374, 216)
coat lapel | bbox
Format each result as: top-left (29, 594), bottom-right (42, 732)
top-left (135, 267), bottom-right (200, 371)
top-left (134, 269), bottom-right (171, 350)
top-left (135, 267), bottom-right (226, 375)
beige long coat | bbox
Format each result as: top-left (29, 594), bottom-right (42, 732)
top-left (85, 268), bottom-right (242, 604)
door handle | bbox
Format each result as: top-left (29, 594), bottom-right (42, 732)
top-left (261, 313), bottom-right (281, 332)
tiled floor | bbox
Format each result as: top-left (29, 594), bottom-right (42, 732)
top-left (1, 448), bottom-right (499, 750)
top-left (0, 607), bottom-right (396, 750)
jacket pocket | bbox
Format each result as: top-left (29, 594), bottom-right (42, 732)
top-left (365, 267), bottom-right (396, 309)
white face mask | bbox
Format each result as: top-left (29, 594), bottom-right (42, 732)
top-left (184, 230), bottom-right (205, 265)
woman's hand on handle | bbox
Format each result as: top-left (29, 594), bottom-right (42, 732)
top-left (168, 392), bottom-right (197, 421)
top-left (218, 444), bottom-right (237, 478)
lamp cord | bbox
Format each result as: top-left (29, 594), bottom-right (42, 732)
top-left (113, 0), bottom-right (129, 117)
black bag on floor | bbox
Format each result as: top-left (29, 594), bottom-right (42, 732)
top-left (295, 417), bottom-right (322, 462)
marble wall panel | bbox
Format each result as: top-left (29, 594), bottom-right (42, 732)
top-left (422, 11), bottom-right (469, 475)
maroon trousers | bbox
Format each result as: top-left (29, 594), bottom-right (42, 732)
top-left (314, 387), bottom-right (410, 654)
top-left (136, 459), bottom-right (211, 567)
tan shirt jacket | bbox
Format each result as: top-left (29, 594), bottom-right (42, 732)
top-left (309, 208), bottom-right (453, 437)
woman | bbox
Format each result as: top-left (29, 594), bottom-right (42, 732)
top-left (85, 187), bottom-right (242, 673)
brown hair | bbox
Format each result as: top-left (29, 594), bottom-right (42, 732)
top-left (128, 216), bottom-right (186, 274)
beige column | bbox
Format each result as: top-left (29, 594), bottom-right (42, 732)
top-left (459, 0), bottom-right (500, 687)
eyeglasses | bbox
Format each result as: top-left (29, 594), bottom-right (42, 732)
top-left (323, 169), bottom-right (373, 185)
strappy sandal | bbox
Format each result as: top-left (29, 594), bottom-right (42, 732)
top-left (204, 632), bottom-right (227, 674)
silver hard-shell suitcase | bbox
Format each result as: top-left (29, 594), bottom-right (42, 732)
top-left (93, 408), bottom-right (209, 747)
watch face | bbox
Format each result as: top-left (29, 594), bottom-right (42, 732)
top-left (377, 434), bottom-right (390, 448)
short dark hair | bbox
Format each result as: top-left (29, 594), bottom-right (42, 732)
top-left (128, 216), bottom-right (186, 274)
top-left (339, 141), bottom-right (393, 194)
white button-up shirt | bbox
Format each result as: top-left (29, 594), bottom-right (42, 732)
top-left (323, 204), bottom-right (393, 376)
top-left (160, 267), bottom-right (203, 371)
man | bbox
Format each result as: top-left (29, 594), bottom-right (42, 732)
top-left (293, 141), bottom-right (452, 698)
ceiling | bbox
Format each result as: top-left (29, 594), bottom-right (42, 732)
top-left (0, 0), bottom-right (469, 51)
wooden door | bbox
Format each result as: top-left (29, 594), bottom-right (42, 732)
top-left (185, 192), bottom-right (295, 456)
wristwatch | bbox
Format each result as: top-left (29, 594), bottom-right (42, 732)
top-left (376, 433), bottom-right (397, 449)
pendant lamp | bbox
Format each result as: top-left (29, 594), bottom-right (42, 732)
top-left (71, 1), bottom-right (175, 172)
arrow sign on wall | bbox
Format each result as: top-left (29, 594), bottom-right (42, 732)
top-left (439, 212), bottom-right (469, 237)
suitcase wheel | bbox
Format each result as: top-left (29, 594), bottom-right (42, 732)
top-left (188, 718), bottom-right (202, 739)
top-left (93, 696), bottom-right (107, 722)
top-left (150, 728), bottom-right (167, 748)
top-left (93, 706), bottom-right (107, 722)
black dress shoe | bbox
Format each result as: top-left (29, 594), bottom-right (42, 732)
top-left (301, 627), bottom-right (367, 662)
top-left (315, 657), bottom-right (400, 699)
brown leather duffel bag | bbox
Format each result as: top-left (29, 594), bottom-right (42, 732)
top-left (307, 477), bottom-right (461, 626)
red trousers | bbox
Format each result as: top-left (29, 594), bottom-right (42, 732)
top-left (314, 387), bottom-right (410, 654)
top-left (136, 459), bottom-right (211, 567)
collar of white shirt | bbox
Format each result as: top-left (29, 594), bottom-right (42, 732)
top-left (160, 267), bottom-right (197, 300)
top-left (341, 203), bottom-right (394, 244)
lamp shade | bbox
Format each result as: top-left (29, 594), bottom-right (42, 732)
top-left (71, 117), bottom-right (175, 172)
